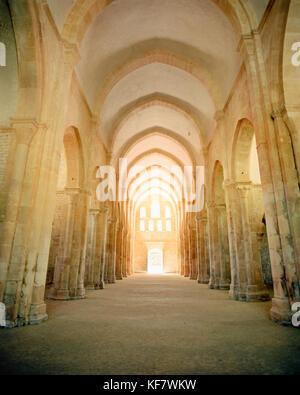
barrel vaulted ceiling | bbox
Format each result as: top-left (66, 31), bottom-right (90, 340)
top-left (47, 0), bottom-right (269, 198)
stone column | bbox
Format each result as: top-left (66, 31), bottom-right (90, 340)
top-left (272, 109), bottom-right (300, 295)
top-left (180, 233), bottom-right (185, 276)
top-left (196, 212), bottom-right (209, 284)
top-left (122, 230), bottom-right (128, 278)
top-left (216, 204), bottom-right (231, 290)
top-left (109, 218), bottom-right (117, 284)
top-left (86, 210), bottom-right (97, 290)
top-left (240, 33), bottom-right (292, 322)
top-left (115, 224), bottom-right (124, 280)
top-left (184, 224), bottom-right (190, 277)
top-left (126, 232), bottom-right (131, 276)
top-left (50, 188), bottom-right (87, 300)
top-left (105, 217), bottom-right (113, 284)
top-left (95, 206), bottom-right (108, 289)
top-left (207, 203), bottom-right (220, 289)
top-left (0, 37), bottom-right (82, 327)
top-left (237, 183), bottom-right (269, 301)
top-left (223, 180), bottom-right (240, 299)
top-left (189, 222), bottom-right (198, 280)
top-left (0, 120), bottom-right (40, 326)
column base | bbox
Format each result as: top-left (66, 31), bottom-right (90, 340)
top-left (4, 303), bottom-right (48, 328)
top-left (228, 284), bottom-right (239, 300)
top-left (270, 297), bottom-right (291, 325)
top-left (198, 279), bottom-right (209, 284)
top-left (86, 284), bottom-right (96, 290)
top-left (48, 287), bottom-right (70, 300)
top-left (237, 292), bottom-right (247, 301)
top-left (219, 281), bottom-right (231, 290)
top-left (99, 280), bottom-right (105, 289)
top-left (48, 288), bottom-right (85, 300)
top-left (246, 285), bottom-right (270, 302)
top-left (210, 279), bottom-right (220, 289)
top-left (28, 303), bottom-right (48, 325)
top-left (116, 276), bottom-right (123, 280)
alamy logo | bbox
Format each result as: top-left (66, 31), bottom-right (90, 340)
top-left (291, 42), bottom-right (300, 67)
top-left (95, 159), bottom-right (205, 213)
top-left (292, 302), bottom-right (300, 328)
top-left (0, 302), bottom-right (6, 327)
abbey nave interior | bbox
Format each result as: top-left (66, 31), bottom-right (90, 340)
top-left (0, 0), bottom-right (300, 376)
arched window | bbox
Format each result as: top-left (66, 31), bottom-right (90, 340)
top-left (166, 220), bottom-right (172, 232)
top-left (140, 206), bottom-right (146, 218)
top-left (149, 220), bottom-right (154, 232)
top-left (140, 220), bottom-right (145, 231)
top-left (0, 42), bottom-right (6, 67)
top-left (165, 205), bottom-right (171, 218)
top-left (157, 220), bottom-right (162, 232)
top-left (151, 200), bottom-right (160, 218)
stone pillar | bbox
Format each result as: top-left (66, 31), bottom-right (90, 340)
top-left (237, 183), bottom-right (269, 301)
top-left (28, 40), bottom-right (82, 325)
top-left (122, 230), bottom-right (128, 278)
top-left (109, 218), bottom-right (117, 284)
top-left (50, 188), bottom-right (87, 300)
top-left (1, 36), bottom-right (81, 326)
top-left (86, 210), bottom-right (97, 290)
top-left (0, 120), bottom-right (40, 326)
top-left (184, 223), bottom-right (190, 277)
top-left (240, 33), bottom-right (292, 321)
top-left (216, 204), bottom-right (231, 290)
top-left (272, 109), bottom-right (300, 296)
top-left (115, 223), bottom-right (124, 280)
top-left (95, 206), bottom-right (108, 289)
top-left (223, 180), bottom-right (240, 299)
top-left (189, 222), bottom-right (198, 280)
top-left (196, 212), bottom-right (209, 284)
top-left (92, 207), bottom-right (107, 289)
top-left (126, 232), bottom-right (131, 276)
top-left (180, 233), bottom-right (185, 276)
top-left (207, 203), bottom-right (220, 289)
top-left (105, 217), bottom-right (114, 284)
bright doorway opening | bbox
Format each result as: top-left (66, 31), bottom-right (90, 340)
top-left (148, 248), bottom-right (163, 274)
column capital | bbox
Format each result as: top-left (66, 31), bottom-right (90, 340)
top-left (236, 182), bottom-right (252, 197)
top-left (270, 107), bottom-right (286, 120)
top-left (215, 204), bottom-right (226, 210)
top-left (89, 208), bottom-right (100, 215)
top-left (235, 181), bottom-right (252, 190)
top-left (207, 201), bottom-right (216, 209)
top-left (237, 33), bottom-right (255, 57)
top-left (223, 179), bottom-right (235, 189)
top-left (214, 110), bottom-right (225, 122)
top-left (106, 151), bottom-right (112, 165)
top-left (64, 187), bottom-right (81, 195)
top-left (196, 212), bottom-right (207, 222)
top-left (10, 119), bottom-right (46, 145)
top-left (99, 205), bottom-right (109, 214)
top-left (189, 223), bottom-right (197, 231)
top-left (62, 39), bottom-right (80, 68)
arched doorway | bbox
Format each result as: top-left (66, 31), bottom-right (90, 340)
top-left (231, 119), bottom-right (270, 301)
top-left (148, 248), bottom-right (164, 274)
top-left (47, 126), bottom-right (88, 300)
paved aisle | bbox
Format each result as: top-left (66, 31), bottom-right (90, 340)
top-left (0, 274), bottom-right (299, 375)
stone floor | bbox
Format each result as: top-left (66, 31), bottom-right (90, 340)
top-left (0, 273), bottom-right (300, 375)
